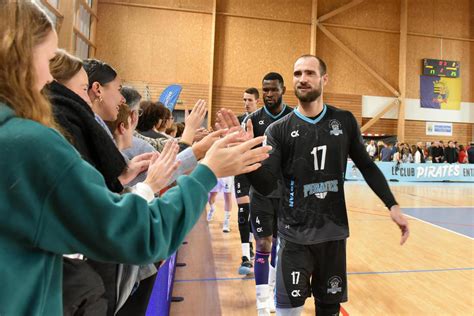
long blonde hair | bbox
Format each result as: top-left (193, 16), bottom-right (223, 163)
top-left (0, 1), bottom-right (57, 128)
top-left (49, 49), bottom-right (84, 84)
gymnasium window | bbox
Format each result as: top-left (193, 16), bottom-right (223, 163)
top-left (74, 0), bottom-right (97, 59)
top-left (33, 0), bottom-right (62, 28)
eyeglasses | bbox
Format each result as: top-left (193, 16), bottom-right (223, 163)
top-left (133, 108), bottom-right (143, 117)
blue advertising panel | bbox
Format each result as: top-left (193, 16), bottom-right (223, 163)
top-left (346, 161), bottom-right (474, 182)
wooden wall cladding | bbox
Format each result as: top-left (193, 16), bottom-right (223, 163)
top-left (317, 27), bottom-right (400, 97)
top-left (108, 0), bottom-right (213, 11)
top-left (321, 0), bottom-right (401, 31)
top-left (96, 3), bottom-right (212, 84)
top-left (217, 0), bottom-right (312, 22)
top-left (214, 15), bottom-right (311, 87)
top-left (408, 0), bottom-right (472, 38)
top-left (362, 118), bottom-right (474, 145)
top-left (96, 0), bottom-right (473, 127)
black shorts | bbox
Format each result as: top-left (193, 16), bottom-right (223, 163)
top-left (234, 174), bottom-right (251, 198)
top-left (275, 238), bottom-right (347, 308)
top-left (249, 190), bottom-right (278, 238)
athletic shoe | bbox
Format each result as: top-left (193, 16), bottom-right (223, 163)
top-left (222, 218), bottom-right (231, 232)
top-left (267, 296), bottom-right (276, 313)
top-left (257, 308), bottom-right (270, 316)
top-left (250, 242), bottom-right (255, 260)
top-left (206, 209), bottom-right (214, 222)
top-left (238, 256), bottom-right (253, 275)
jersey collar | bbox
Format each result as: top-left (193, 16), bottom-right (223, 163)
top-left (263, 103), bottom-right (287, 120)
top-left (294, 104), bottom-right (327, 124)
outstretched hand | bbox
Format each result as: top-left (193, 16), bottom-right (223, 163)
top-left (200, 132), bottom-right (271, 178)
top-left (215, 108), bottom-right (254, 141)
top-left (118, 152), bottom-right (154, 185)
top-left (390, 205), bottom-right (410, 245)
top-left (144, 141), bottom-right (180, 192)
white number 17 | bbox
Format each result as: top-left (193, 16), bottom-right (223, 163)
top-left (311, 145), bottom-right (327, 171)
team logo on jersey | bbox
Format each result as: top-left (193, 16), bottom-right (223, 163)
top-left (303, 180), bottom-right (338, 198)
top-left (259, 120), bottom-right (265, 125)
top-left (291, 130), bottom-right (300, 138)
top-left (327, 276), bottom-right (342, 294)
top-left (329, 119), bottom-right (343, 136)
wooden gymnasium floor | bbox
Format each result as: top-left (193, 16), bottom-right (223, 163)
top-left (170, 181), bottom-right (474, 315)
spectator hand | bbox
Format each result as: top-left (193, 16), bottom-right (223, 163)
top-left (180, 99), bottom-right (207, 144)
top-left (215, 109), bottom-right (240, 131)
top-left (118, 152), bottom-right (154, 185)
top-left (144, 141), bottom-right (180, 192)
top-left (192, 129), bottom-right (228, 160)
top-left (390, 205), bottom-right (410, 245)
top-left (200, 133), bottom-right (271, 178)
top-left (192, 127), bottom-right (210, 143)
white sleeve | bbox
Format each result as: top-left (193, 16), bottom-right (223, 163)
top-left (130, 182), bottom-right (155, 202)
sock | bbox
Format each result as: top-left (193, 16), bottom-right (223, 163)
top-left (276, 306), bottom-right (304, 316)
top-left (270, 238), bottom-right (277, 268)
top-left (268, 264), bottom-right (276, 289)
top-left (255, 251), bottom-right (270, 285)
top-left (224, 210), bottom-right (231, 220)
top-left (241, 243), bottom-right (250, 259)
top-left (249, 231), bottom-right (254, 242)
top-left (256, 284), bottom-right (270, 310)
top-left (237, 203), bottom-right (250, 243)
top-left (316, 302), bottom-right (340, 316)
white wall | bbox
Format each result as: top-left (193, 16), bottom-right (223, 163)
top-left (362, 95), bottom-right (474, 124)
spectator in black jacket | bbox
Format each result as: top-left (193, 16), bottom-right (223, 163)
top-left (444, 140), bottom-right (458, 164)
top-left (431, 141), bottom-right (444, 163)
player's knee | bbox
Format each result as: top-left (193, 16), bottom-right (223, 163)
top-left (255, 237), bottom-right (272, 252)
top-left (315, 302), bottom-right (340, 316)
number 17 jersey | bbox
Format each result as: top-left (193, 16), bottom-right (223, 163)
top-left (264, 104), bottom-right (363, 245)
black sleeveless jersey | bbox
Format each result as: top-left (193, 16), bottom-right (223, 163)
top-left (245, 104), bottom-right (293, 198)
top-left (263, 104), bottom-right (367, 244)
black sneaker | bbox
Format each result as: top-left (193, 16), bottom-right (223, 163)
top-left (238, 256), bottom-right (253, 275)
top-left (250, 242), bottom-right (255, 260)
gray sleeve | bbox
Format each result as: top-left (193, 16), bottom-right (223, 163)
top-left (167, 147), bottom-right (198, 185)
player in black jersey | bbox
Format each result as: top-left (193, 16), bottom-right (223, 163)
top-left (235, 87), bottom-right (260, 275)
top-left (247, 56), bottom-right (410, 316)
top-left (246, 73), bottom-right (293, 316)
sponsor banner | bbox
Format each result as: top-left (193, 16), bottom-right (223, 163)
top-left (146, 252), bottom-right (177, 316)
top-left (159, 85), bottom-right (182, 112)
top-left (426, 121), bottom-right (452, 136)
top-left (346, 161), bottom-right (474, 182)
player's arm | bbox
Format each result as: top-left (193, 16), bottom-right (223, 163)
top-left (347, 113), bottom-right (409, 244)
top-left (246, 124), bottom-right (281, 195)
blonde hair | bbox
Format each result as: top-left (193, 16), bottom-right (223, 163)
top-left (0, 2), bottom-right (57, 128)
top-left (49, 49), bottom-right (84, 84)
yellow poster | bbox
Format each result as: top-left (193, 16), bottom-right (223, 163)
top-left (437, 77), bottom-right (461, 110)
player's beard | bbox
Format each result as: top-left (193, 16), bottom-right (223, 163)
top-left (264, 95), bottom-right (283, 111)
top-left (295, 83), bottom-right (322, 103)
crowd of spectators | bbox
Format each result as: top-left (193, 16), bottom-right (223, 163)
top-left (367, 140), bottom-right (474, 164)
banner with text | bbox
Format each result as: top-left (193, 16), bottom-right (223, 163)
top-left (426, 121), bottom-right (453, 136)
top-left (346, 161), bottom-right (474, 182)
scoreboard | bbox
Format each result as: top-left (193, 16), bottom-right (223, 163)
top-left (422, 59), bottom-right (460, 78)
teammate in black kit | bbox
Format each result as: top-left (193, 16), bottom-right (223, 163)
top-left (235, 87), bottom-right (260, 275)
top-left (247, 73), bottom-right (293, 315)
top-left (247, 55), bottom-right (410, 316)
